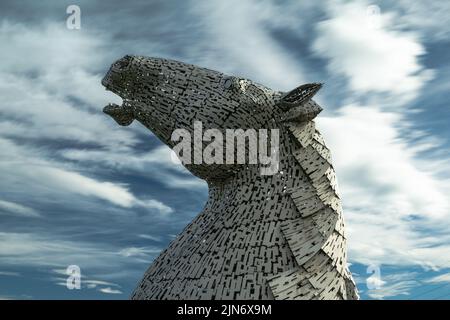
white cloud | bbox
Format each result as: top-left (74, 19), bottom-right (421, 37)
top-left (0, 73), bottom-right (132, 149)
top-left (389, 1), bottom-right (450, 41)
top-left (138, 234), bottom-right (162, 242)
top-left (0, 20), bottom-right (125, 121)
top-left (0, 231), bottom-right (161, 274)
top-left (62, 145), bottom-right (183, 172)
top-left (426, 273), bottom-right (450, 284)
top-left (366, 272), bottom-right (419, 299)
top-left (0, 19), bottom-right (137, 152)
top-left (307, 0), bottom-right (450, 275)
top-left (0, 21), bottom-right (103, 74)
top-left (312, 1), bottom-right (433, 102)
top-left (52, 268), bottom-right (70, 276)
top-left (34, 166), bottom-right (172, 214)
top-left (0, 21), bottom-right (154, 216)
top-left (317, 105), bottom-right (450, 268)
top-left (118, 247), bottom-right (161, 258)
top-left (50, 269), bottom-right (124, 291)
top-left (84, 280), bottom-right (121, 289)
top-left (191, 0), bottom-right (307, 90)
top-left (61, 145), bottom-right (206, 191)
top-left (0, 21), bottom-right (173, 292)
top-left (0, 137), bottom-right (172, 215)
top-left (135, 199), bottom-right (173, 215)
top-left (0, 232), bottom-right (118, 268)
top-left (190, 2), bottom-right (449, 274)
top-left (99, 287), bottom-right (123, 294)
top-left (319, 106), bottom-right (448, 219)
top-left (37, 167), bottom-right (136, 208)
top-left (366, 275), bottom-right (386, 289)
top-left (0, 200), bottom-right (40, 218)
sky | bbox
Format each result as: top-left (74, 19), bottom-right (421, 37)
top-left (0, 0), bottom-right (449, 300)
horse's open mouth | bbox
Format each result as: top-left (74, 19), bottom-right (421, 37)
top-left (103, 102), bottom-right (123, 117)
top-left (102, 83), bottom-right (134, 126)
top-left (102, 85), bottom-right (125, 116)
top-left (102, 77), bottom-right (127, 117)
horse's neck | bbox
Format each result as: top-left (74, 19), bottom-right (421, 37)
top-left (204, 128), bottom-right (308, 223)
top-left (200, 120), bottom-right (343, 230)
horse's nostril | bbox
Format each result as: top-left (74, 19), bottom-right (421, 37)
top-left (121, 60), bottom-right (129, 67)
top-left (113, 55), bottom-right (132, 70)
top-left (115, 60), bottom-right (128, 70)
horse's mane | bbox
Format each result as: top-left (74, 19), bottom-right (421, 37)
top-left (267, 113), bottom-right (359, 299)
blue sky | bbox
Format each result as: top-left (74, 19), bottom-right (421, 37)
top-left (0, 0), bottom-right (449, 299)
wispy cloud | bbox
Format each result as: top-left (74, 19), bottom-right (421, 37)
top-left (0, 138), bottom-right (172, 215)
top-left (366, 272), bottom-right (419, 299)
top-left (51, 268), bottom-right (124, 294)
top-left (99, 287), bottom-right (123, 294)
top-left (118, 247), bottom-right (161, 258)
top-left (0, 0), bottom-right (449, 300)
top-left (387, 1), bottom-right (450, 41)
top-left (0, 271), bottom-right (21, 277)
top-left (190, 0), bottom-right (308, 90)
top-left (138, 234), bottom-right (162, 242)
top-left (0, 15), bottom-right (190, 300)
top-left (313, 2), bottom-right (450, 272)
top-left (426, 273), bottom-right (450, 284)
top-left (0, 295), bottom-right (32, 300)
top-left (60, 145), bottom-right (206, 191)
top-left (0, 200), bottom-right (40, 218)
top-left (0, 232), bottom-right (122, 268)
top-left (312, 0), bottom-right (433, 103)
top-left (0, 19), bottom-right (174, 218)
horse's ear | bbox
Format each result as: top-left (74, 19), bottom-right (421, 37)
top-left (277, 83), bottom-right (323, 122)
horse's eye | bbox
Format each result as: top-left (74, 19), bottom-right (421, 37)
top-left (114, 55), bottom-right (133, 70)
top-left (115, 60), bottom-right (128, 70)
top-left (223, 77), bottom-right (234, 90)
